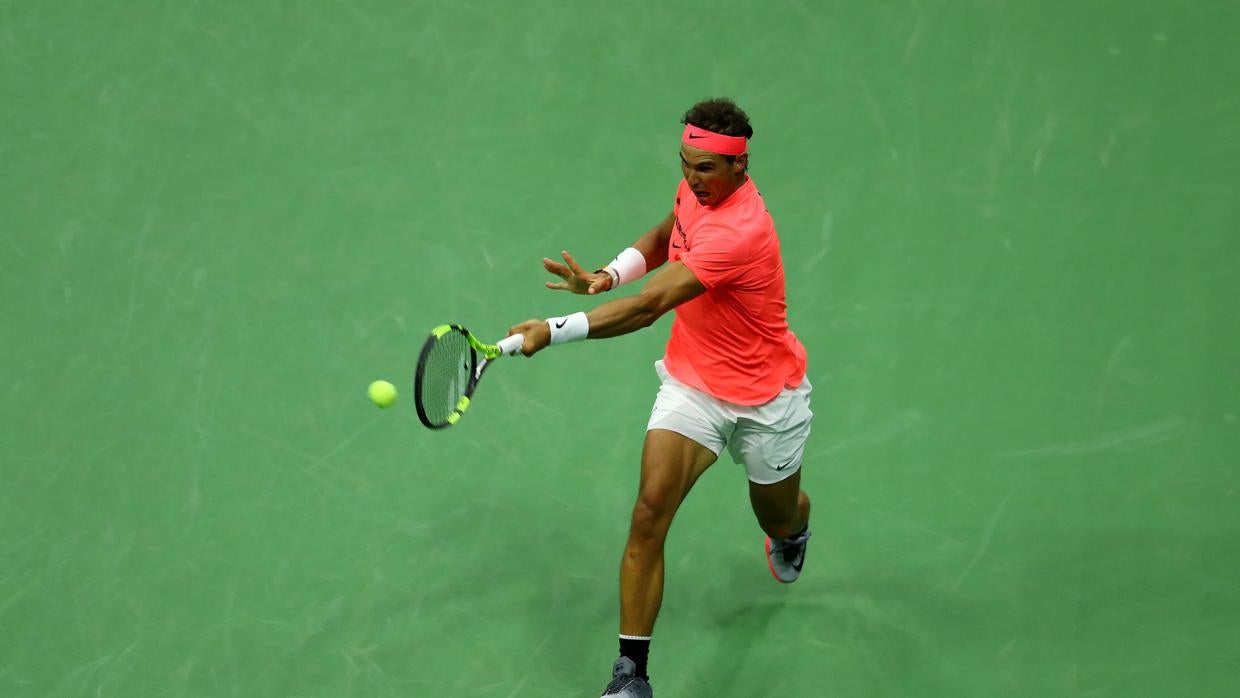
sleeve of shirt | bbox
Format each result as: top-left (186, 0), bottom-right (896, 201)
top-left (679, 224), bottom-right (750, 289)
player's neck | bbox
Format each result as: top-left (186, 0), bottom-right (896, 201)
top-left (709, 174), bottom-right (749, 207)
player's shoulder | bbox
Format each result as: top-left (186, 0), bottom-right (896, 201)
top-left (673, 178), bottom-right (693, 202)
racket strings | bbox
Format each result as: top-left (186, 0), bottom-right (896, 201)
top-left (420, 332), bottom-right (473, 424)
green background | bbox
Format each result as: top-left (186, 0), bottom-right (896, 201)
top-left (3, 1), bottom-right (1237, 696)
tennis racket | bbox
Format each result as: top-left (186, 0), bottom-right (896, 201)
top-left (413, 324), bottom-right (524, 429)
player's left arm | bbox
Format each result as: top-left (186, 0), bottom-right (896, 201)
top-left (584, 261), bottom-right (703, 338)
top-left (508, 262), bottom-right (704, 354)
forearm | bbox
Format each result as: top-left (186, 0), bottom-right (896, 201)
top-left (531, 262), bottom-right (701, 354)
top-left (585, 293), bottom-right (663, 339)
top-left (629, 213), bottom-right (673, 271)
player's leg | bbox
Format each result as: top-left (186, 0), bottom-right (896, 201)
top-left (602, 429), bottom-right (716, 697)
top-left (749, 469), bottom-right (813, 584)
top-left (620, 428), bottom-right (717, 637)
top-left (748, 468), bottom-right (810, 541)
top-left (602, 361), bottom-right (728, 697)
top-left (729, 377), bottom-right (814, 583)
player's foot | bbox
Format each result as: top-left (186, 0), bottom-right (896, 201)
top-left (600, 656), bottom-right (652, 697)
top-left (765, 527), bottom-right (811, 583)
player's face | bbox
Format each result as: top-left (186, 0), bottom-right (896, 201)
top-left (679, 144), bottom-right (747, 207)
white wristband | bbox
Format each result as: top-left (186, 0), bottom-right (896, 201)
top-left (546, 311), bottom-right (589, 345)
top-left (604, 247), bottom-right (646, 289)
top-left (601, 266), bottom-right (620, 288)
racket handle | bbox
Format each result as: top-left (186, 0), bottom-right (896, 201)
top-left (497, 334), bottom-right (525, 357)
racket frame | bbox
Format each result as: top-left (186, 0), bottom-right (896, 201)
top-left (414, 324), bottom-right (512, 429)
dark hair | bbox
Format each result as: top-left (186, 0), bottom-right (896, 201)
top-left (681, 97), bottom-right (754, 140)
top-left (681, 97), bottom-right (753, 167)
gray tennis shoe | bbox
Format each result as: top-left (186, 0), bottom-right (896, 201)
top-left (600, 656), bottom-right (652, 697)
top-left (765, 528), bottom-right (811, 583)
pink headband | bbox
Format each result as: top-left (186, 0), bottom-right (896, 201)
top-left (682, 124), bottom-right (748, 156)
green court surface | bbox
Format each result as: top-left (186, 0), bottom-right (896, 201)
top-left (3, 2), bottom-right (1238, 696)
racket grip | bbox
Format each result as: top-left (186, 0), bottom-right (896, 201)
top-left (497, 334), bottom-right (525, 357)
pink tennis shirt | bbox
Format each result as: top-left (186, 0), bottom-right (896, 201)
top-left (663, 176), bottom-right (808, 405)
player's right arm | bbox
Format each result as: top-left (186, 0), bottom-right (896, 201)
top-left (508, 259), bottom-right (706, 355)
top-left (542, 211), bottom-right (674, 295)
top-left (630, 210), bottom-right (674, 272)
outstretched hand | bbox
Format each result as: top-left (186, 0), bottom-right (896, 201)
top-left (543, 250), bottom-right (612, 295)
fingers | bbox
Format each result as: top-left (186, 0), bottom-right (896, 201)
top-left (545, 252), bottom-right (599, 294)
top-left (543, 257), bottom-right (569, 278)
top-left (560, 250), bottom-right (586, 274)
top-left (508, 319), bottom-right (539, 337)
top-left (508, 319), bottom-right (546, 357)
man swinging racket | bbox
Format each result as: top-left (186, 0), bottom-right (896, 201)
top-left (507, 97), bottom-right (813, 698)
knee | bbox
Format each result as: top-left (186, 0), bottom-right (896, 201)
top-left (628, 492), bottom-right (674, 545)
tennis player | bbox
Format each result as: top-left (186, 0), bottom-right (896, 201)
top-left (507, 98), bottom-right (812, 698)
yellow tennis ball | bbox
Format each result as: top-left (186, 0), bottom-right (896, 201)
top-left (368, 380), bottom-right (397, 408)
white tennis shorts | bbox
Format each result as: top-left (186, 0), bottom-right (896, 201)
top-left (646, 360), bottom-right (813, 485)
